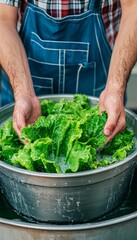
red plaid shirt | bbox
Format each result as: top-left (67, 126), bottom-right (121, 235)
top-left (6, 0), bottom-right (121, 48)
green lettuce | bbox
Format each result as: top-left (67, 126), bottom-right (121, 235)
top-left (0, 120), bottom-right (23, 163)
top-left (0, 94), bottom-right (135, 173)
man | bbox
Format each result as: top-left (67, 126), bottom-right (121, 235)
top-left (0, 0), bottom-right (137, 141)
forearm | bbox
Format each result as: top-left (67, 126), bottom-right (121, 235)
top-left (0, 19), bottom-right (35, 100)
top-left (106, 1), bottom-right (137, 96)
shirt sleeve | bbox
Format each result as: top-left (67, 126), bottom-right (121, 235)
top-left (0, 0), bottom-right (20, 8)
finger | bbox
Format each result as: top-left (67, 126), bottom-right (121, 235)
top-left (103, 111), bottom-right (118, 136)
top-left (13, 119), bottom-right (28, 144)
top-left (105, 114), bottom-right (126, 142)
top-left (13, 113), bottom-right (26, 137)
top-left (104, 107), bottom-right (125, 136)
top-left (106, 124), bottom-right (126, 143)
top-left (13, 120), bottom-right (22, 138)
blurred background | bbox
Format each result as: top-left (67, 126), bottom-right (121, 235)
top-left (126, 64), bottom-right (137, 114)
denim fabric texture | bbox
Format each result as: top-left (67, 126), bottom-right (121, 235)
top-left (1, 0), bottom-right (112, 106)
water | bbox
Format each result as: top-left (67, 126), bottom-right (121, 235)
top-left (1, 168), bottom-right (137, 224)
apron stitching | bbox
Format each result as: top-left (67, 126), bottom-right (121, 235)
top-left (97, 16), bottom-right (112, 55)
top-left (93, 62), bottom-right (96, 96)
top-left (63, 50), bottom-right (65, 93)
top-left (21, 8), bottom-right (30, 41)
top-left (76, 64), bottom-right (83, 93)
top-left (95, 84), bottom-right (106, 91)
top-left (95, 24), bottom-right (107, 78)
top-left (31, 32), bottom-right (90, 46)
top-left (60, 49), bottom-right (65, 93)
top-left (87, 43), bottom-right (90, 62)
top-left (28, 57), bottom-right (59, 66)
top-left (34, 84), bottom-right (52, 89)
top-left (32, 75), bottom-right (53, 80)
top-left (31, 39), bottom-right (88, 52)
top-left (59, 49), bottom-right (61, 93)
top-left (32, 77), bottom-right (53, 93)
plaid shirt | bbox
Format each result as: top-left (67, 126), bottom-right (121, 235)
top-left (1, 0), bottom-right (121, 48)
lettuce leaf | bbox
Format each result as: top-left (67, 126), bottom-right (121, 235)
top-left (0, 120), bottom-right (23, 162)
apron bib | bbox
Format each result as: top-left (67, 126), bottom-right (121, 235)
top-left (1, 0), bottom-right (112, 106)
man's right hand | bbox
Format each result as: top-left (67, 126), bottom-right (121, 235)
top-left (13, 94), bottom-right (41, 137)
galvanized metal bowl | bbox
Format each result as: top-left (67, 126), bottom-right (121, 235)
top-left (0, 95), bottom-right (137, 224)
top-left (1, 168), bottom-right (137, 240)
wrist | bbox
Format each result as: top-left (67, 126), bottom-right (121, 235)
top-left (106, 82), bottom-right (125, 94)
top-left (12, 75), bottom-right (35, 101)
top-left (14, 91), bottom-right (36, 102)
top-left (104, 82), bottom-right (125, 103)
top-left (105, 72), bottom-right (127, 96)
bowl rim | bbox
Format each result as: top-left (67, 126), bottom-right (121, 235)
top-left (0, 210), bottom-right (137, 230)
top-left (0, 150), bottom-right (137, 179)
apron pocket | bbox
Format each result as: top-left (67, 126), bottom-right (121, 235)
top-left (64, 62), bottom-right (96, 95)
top-left (27, 32), bottom-right (97, 95)
top-left (28, 58), bottom-right (60, 95)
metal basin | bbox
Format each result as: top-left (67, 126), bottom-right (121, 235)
top-left (0, 95), bottom-right (137, 224)
top-left (0, 168), bottom-right (137, 240)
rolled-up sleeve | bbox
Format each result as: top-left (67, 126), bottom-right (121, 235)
top-left (0, 0), bottom-right (20, 7)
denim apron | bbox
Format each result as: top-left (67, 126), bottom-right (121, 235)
top-left (1, 0), bottom-right (112, 106)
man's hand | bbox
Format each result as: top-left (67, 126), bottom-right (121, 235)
top-left (99, 88), bottom-right (126, 142)
top-left (13, 94), bottom-right (41, 137)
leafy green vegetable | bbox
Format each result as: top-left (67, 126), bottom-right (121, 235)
top-left (0, 119), bottom-right (23, 162)
top-left (0, 94), bottom-right (135, 173)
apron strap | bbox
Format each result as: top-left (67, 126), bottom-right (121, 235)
top-left (89, 0), bottom-right (102, 12)
top-left (28, 0), bottom-right (34, 4)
